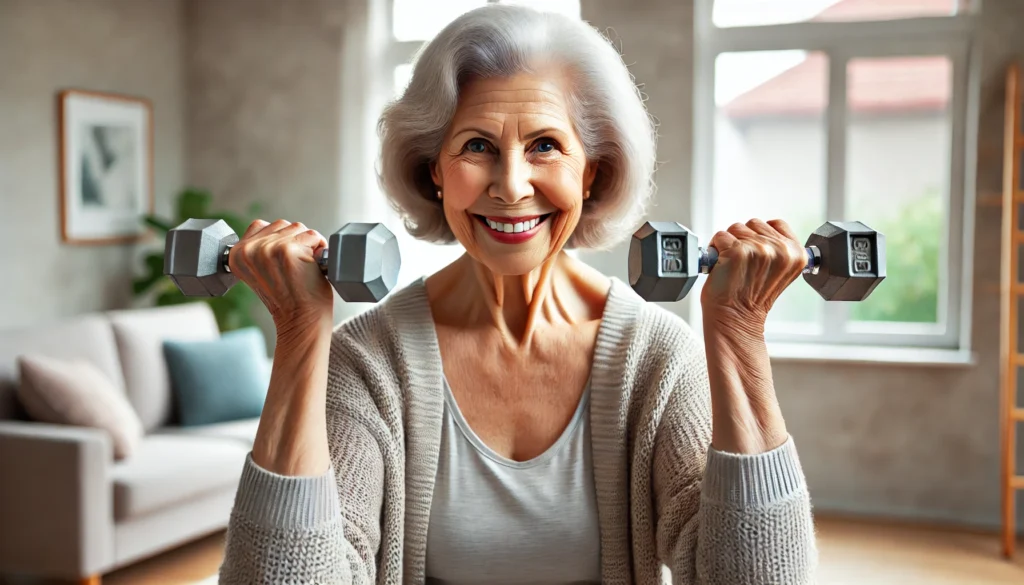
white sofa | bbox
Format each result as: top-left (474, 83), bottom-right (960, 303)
top-left (0, 302), bottom-right (265, 583)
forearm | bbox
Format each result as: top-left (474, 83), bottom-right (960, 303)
top-left (252, 313), bottom-right (333, 476)
top-left (703, 313), bottom-right (788, 454)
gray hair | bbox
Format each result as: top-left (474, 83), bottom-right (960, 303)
top-left (376, 4), bottom-right (657, 250)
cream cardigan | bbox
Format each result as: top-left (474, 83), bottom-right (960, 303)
top-left (220, 276), bottom-right (817, 584)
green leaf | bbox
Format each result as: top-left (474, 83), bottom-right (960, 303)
top-left (176, 188), bottom-right (213, 223)
top-left (155, 286), bottom-right (192, 307)
top-left (132, 253), bottom-right (168, 295)
top-left (142, 215), bottom-right (175, 234)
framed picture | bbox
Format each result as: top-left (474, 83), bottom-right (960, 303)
top-left (58, 89), bottom-right (153, 244)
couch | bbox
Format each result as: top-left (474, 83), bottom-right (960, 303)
top-left (0, 302), bottom-right (266, 583)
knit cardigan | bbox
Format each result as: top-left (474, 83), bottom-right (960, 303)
top-left (219, 276), bottom-right (818, 584)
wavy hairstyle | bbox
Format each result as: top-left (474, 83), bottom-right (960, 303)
top-left (377, 4), bottom-right (657, 250)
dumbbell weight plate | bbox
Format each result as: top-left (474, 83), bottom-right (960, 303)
top-left (326, 223), bottom-right (401, 303)
top-left (628, 221), bottom-right (702, 302)
top-left (164, 218), bottom-right (238, 297)
top-left (803, 221), bottom-right (886, 301)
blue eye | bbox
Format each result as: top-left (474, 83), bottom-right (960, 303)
top-left (467, 139), bottom-right (487, 153)
top-left (536, 139), bottom-right (556, 153)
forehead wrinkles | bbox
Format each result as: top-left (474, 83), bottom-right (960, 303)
top-left (458, 87), bottom-right (567, 115)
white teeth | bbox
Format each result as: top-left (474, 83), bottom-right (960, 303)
top-left (482, 215), bottom-right (545, 234)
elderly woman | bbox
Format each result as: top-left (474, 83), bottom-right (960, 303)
top-left (219, 5), bottom-right (816, 585)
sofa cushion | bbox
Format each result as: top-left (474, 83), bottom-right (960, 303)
top-left (157, 417), bottom-right (261, 448)
top-left (111, 434), bottom-right (248, 521)
top-left (107, 303), bottom-right (220, 432)
top-left (17, 354), bottom-right (144, 460)
top-left (0, 314), bottom-right (123, 421)
top-left (163, 327), bottom-right (270, 427)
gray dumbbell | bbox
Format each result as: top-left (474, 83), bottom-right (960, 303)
top-left (164, 218), bottom-right (401, 303)
top-left (628, 220), bottom-right (886, 302)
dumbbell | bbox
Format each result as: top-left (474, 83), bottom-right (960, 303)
top-left (163, 218), bottom-right (401, 303)
top-left (628, 220), bottom-right (886, 303)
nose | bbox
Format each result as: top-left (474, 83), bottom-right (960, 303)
top-left (490, 151), bottom-right (533, 203)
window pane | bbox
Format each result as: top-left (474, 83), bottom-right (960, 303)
top-left (498, 0), bottom-right (581, 18)
top-left (713, 0), bottom-right (961, 28)
top-left (845, 56), bottom-right (952, 325)
top-left (392, 0), bottom-right (487, 41)
top-left (713, 51), bottom-right (828, 329)
top-left (394, 63), bottom-right (413, 98)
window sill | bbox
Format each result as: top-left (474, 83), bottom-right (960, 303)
top-left (766, 342), bottom-right (976, 367)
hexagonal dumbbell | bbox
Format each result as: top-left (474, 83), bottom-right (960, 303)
top-left (628, 220), bottom-right (886, 302)
top-left (164, 218), bottom-right (401, 303)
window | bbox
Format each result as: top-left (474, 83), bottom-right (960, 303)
top-left (692, 0), bottom-right (979, 352)
top-left (345, 0), bottom-right (583, 291)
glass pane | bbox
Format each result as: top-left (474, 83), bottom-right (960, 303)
top-left (713, 0), bottom-right (960, 28)
top-left (846, 56), bottom-right (952, 325)
top-left (498, 0), bottom-right (581, 18)
top-left (712, 51), bottom-right (828, 329)
top-left (392, 0), bottom-right (487, 41)
top-left (394, 63), bottom-right (413, 98)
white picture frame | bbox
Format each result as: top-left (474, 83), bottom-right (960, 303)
top-left (59, 89), bottom-right (153, 244)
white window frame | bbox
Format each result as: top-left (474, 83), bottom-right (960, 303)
top-left (690, 0), bottom-right (982, 359)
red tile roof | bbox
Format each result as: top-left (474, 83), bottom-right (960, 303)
top-left (812, 0), bottom-right (956, 21)
top-left (721, 0), bottom-right (955, 118)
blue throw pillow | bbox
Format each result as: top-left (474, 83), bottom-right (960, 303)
top-left (163, 327), bottom-right (270, 427)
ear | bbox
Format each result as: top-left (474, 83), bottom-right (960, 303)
top-left (430, 160), bottom-right (442, 190)
top-left (582, 161), bottom-right (599, 194)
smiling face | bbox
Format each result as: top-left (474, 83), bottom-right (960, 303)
top-left (431, 71), bottom-right (597, 276)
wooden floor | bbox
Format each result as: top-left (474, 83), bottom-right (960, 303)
top-left (9, 516), bottom-right (1024, 584)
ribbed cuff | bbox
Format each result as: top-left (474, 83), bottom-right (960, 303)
top-left (233, 453), bottom-right (341, 529)
top-left (702, 435), bottom-right (807, 507)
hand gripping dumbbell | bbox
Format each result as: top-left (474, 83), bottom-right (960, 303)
top-left (163, 218), bottom-right (401, 303)
top-left (628, 220), bottom-right (886, 303)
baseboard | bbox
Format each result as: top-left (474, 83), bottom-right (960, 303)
top-left (811, 500), bottom-right (1024, 537)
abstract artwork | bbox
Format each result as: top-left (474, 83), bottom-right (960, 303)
top-left (59, 89), bottom-right (152, 244)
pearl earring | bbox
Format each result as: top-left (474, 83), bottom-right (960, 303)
top-left (584, 190), bottom-right (590, 199)
top-left (437, 190), bottom-right (442, 199)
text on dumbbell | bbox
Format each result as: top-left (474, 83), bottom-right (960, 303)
top-left (852, 236), bottom-right (872, 274)
top-left (661, 236), bottom-right (685, 274)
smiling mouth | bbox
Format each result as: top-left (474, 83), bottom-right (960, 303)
top-left (474, 213), bottom-right (554, 234)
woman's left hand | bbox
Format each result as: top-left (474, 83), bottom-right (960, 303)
top-left (700, 218), bottom-right (808, 328)
top-left (698, 218), bottom-right (807, 455)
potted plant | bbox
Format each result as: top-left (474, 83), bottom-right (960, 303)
top-left (133, 188), bottom-right (266, 332)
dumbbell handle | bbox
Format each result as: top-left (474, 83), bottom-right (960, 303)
top-left (698, 246), bottom-right (822, 275)
top-left (221, 243), bottom-right (331, 274)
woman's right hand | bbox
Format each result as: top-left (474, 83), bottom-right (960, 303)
top-left (228, 219), bottom-right (335, 328)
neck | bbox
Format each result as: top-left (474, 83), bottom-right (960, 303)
top-left (427, 250), bottom-right (603, 349)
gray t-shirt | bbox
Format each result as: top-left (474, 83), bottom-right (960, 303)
top-left (425, 376), bottom-right (602, 585)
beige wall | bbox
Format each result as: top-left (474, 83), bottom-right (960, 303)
top-left (0, 0), bottom-right (185, 328)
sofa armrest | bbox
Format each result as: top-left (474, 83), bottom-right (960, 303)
top-left (0, 421), bottom-right (114, 578)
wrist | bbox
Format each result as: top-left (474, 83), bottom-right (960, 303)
top-left (274, 310), bottom-right (333, 345)
top-left (702, 307), bottom-right (766, 343)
